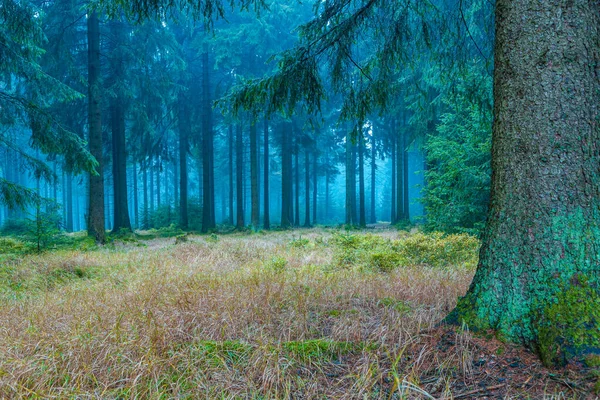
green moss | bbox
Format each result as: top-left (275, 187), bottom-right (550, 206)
top-left (378, 297), bottom-right (412, 314)
top-left (445, 292), bottom-right (491, 332)
top-left (282, 339), bottom-right (375, 362)
top-left (594, 379), bottom-right (600, 395)
top-left (535, 278), bottom-right (600, 367)
top-left (585, 355), bottom-right (600, 368)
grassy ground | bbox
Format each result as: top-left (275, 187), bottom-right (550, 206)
top-left (0, 228), bottom-right (596, 398)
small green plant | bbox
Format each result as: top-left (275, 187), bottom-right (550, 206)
top-left (378, 297), bottom-right (412, 314)
top-left (290, 237), bottom-right (311, 249)
top-left (206, 233), bottom-right (219, 243)
top-left (264, 256), bottom-right (288, 274)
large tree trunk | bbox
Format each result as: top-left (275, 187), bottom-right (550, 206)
top-left (86, 11), bottom-right (105, 244)
top-left (263, 118), bottom-right (270, 230)
top-left (294, 146), bottom-right (300, 226)
top-left (451, 0), bottom-right (600, 365)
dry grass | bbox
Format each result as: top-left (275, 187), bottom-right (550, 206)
top-left (0, 229), bottom-right (590, 398)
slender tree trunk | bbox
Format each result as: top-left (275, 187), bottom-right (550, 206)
top-left (143, 159), bottom-right (149, 229)
top-left (201, 45), bottom-right (215, 233)
top-left (110, 36), bottom-right (132, 233)
top-left (304, 147), bottom-right (310, 227)
top-left (370, 128), bottom-right (376, 223)
top-left (391, 125), bottom-right (396, 223)
top-left (312, 148), bottom-right (317, 224)
top-left (396, 118), bottom-right (405, 221)
top-left (250, 122), bottom-right (259, 228)
top-left (345, 127), bottom-right (354, 225)
top-left (402, 118), bottom-right (410, 222)
top-left (133, 161), bottom-right (139, 228)
top-left (87, 11), bottom-right (105, 243)
top-left (358, 130), bottom-right (366, 227)
top-left (263, 118), bottom-right (270, 230)
top-left (280, 123), bottom-right (292, 228)
top-left (178, 93), bottom-right (189, 229)
top-left (325, 147), bottom-right (330, 223)
top-left (450, 0), bottom-right (600, 365)
top-left (228, 125), bottom-right (234, 225)
top-left (66, 171), bottom-right (73, 232)
top-left (236, 124), bottom-right (244, 229)
top-left (294, 147), bottom-right (300, 226)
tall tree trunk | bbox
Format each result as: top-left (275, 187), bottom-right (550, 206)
top-left (345, 127), bottom-right (354, 225)
top-left (370, 128), bottom-right (376, 223)
top-left (66, 171), bottom-right (73, 232)
top-left (86, 11), bottom-right (105, 244)
top-left (236, 124), bottom-right (244, 229)
top-left (280, 123), bottom-right (292, 228)
top-left (201, 45), bottom-right (215, 233)
top-left (263, 118), bottom-right (270, 230)
top-left (312, 148), bottom-right (317, 224)
top-left (143, 159), bottom-right (149, 229)
top-left (133, 161), bottom-right (139, 228)
top-left (294, 146), bottom-right (300, 226)
top-left (396, 119), bottom-right (404, 221)
top-left (450, 0), bottom-right (600, 365)
top-left (304, 147), bottom-right (310, 227)
top-left (110, 43), bottom-right (131, 233)
top-left (250, 122), bottom-right (259, 228)
top-left (325, 147), bottom-right (330, 223)
top-left (391, 124), bottom-right (396, 223)
top-left (178, 94), bottom-right (189, 230)
top-left (402, 126), bottom-right (409, 222)
top-left (358, 130), bottom-right (366, 227)
top-left (228, 125), bottom-right (234, 225)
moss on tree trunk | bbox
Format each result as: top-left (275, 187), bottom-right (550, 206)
top-left (448, 0), bottom-right (600, 366)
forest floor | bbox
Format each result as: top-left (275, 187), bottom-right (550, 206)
top-left (0, 227), bottom-right (598, 398)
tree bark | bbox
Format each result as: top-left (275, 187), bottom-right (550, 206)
top-left (228, 125), bottom-right (234, 225)
top-left (263, 118), bottom-right (270, 230)
top-left (201, 45), bottom-right (215, 233)
top-left (236, 124), bottom-right (245, 229)
top-left (86, 11), bottom-right (105, 244)
top-left (370, 128), bottom-right (376, 223)
top-left (250, 122), bottom-right (259, 228)
top-left (178, 93), bottom-right (189, 230)
top-left (281, 123), bottom-right (292, 228)
top-left (358, 129), bottom-right (366, 227)
top-left (304, 146), bottom-right (310, 227)
top-left (450, 0), bottom-right (600, 364)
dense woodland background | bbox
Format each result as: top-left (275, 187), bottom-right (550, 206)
top-left (0, 0), bottom-right (493, 239)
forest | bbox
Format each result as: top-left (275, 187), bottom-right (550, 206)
top-left (0, 0), bottom-right (599, 398)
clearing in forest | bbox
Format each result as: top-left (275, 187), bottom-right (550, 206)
top-left (0, 229), bottom-right (596, 398)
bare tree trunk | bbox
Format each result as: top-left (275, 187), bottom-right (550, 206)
top-left (86, 11), bottom-right (105, 243)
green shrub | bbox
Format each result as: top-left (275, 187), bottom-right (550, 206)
top-left (0, 237), bottom-right (27, 254)
top-left (264, 256), bottom-right (288, 274)
top-left (330, 231), bottom-right (479, 271)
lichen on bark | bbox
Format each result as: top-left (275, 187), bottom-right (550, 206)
top-left (448, 0), bottom-right (600, 366)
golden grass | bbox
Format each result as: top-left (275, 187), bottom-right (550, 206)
top-left (0, 229), bottom-right (574, 398)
